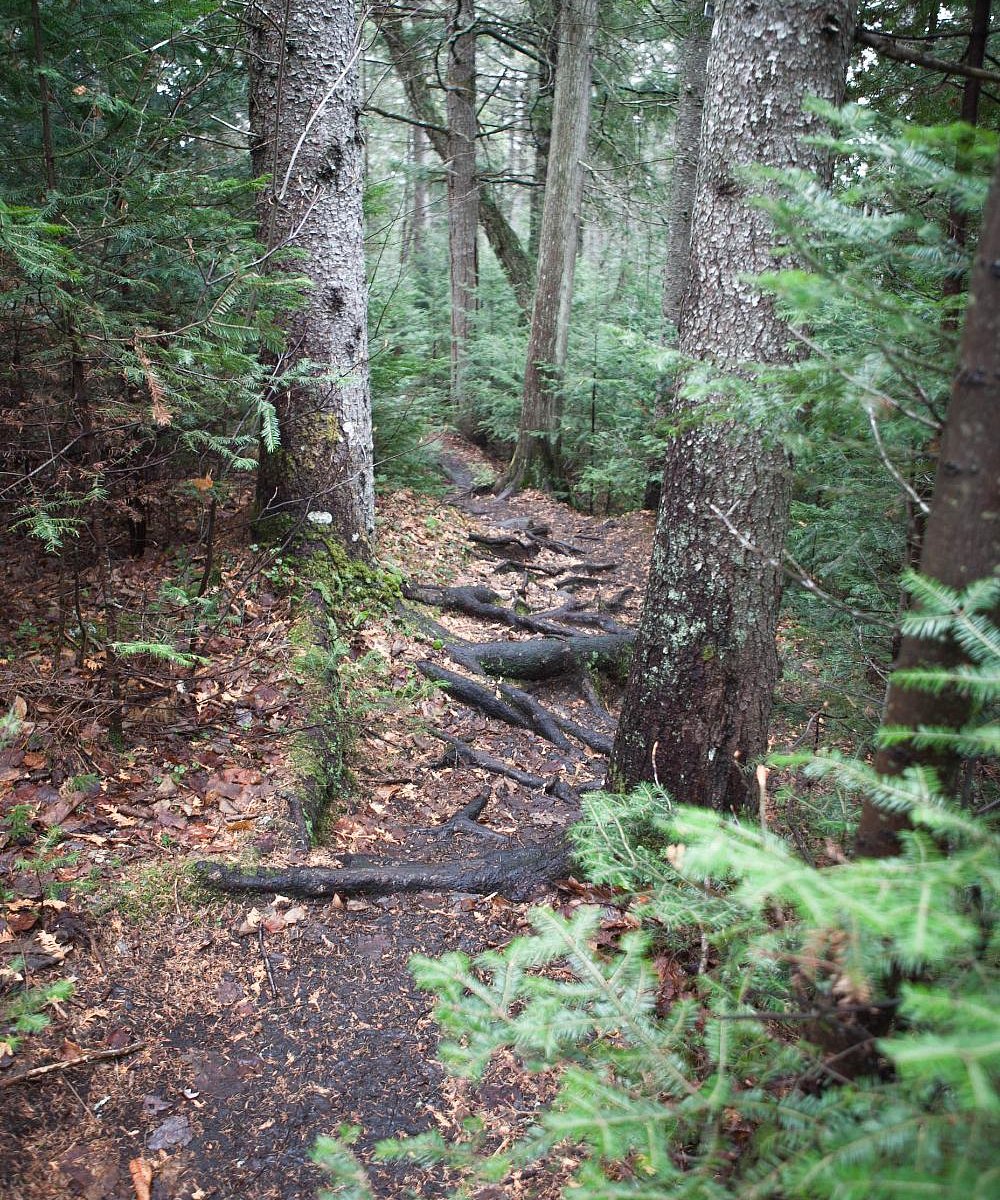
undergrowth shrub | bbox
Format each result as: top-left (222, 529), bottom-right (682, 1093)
top-left (315, 578), bottom-right (999, 1197)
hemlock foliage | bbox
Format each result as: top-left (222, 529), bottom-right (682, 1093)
top-left (315, 582), bottom-right (999, 1196)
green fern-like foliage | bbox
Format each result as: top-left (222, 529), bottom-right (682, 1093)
top-left (316, 584), bottom-right (999, 1198)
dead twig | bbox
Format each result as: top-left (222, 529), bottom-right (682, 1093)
top-left (1, 1041), bottom-right (146, 1089)
top-left (257, 925), bottom-right (280, 1002)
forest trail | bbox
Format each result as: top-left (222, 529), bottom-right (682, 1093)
top-left (1, 437), bottom-right (655, 1200)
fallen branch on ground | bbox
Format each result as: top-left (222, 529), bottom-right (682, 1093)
top-left (1, 1042), bottom-right (146, 1089)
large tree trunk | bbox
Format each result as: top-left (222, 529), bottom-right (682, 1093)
top-left (446, 0), bottom-right (479, 420)
top-left (249, 0), bottom-right (375, 552)
top-left (506, 0), bottom-right (597, 492)
top-left (379, 16), bottom-right (534, 316)
top-left (855, 150), bottom-right (1000, 859)
top-left (609, 0), bottom-right (855, 812)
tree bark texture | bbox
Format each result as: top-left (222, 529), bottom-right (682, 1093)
top-left (508, 0), bottom-right (598, 491)
top-left (250, 0), bottom-right (375, 552)
top-left (528, 0), bottom-right (559, 258)
top-left (379, 16), bottom-right (534, 315)
top-left (446, 0), bottom-right (480, 419)
top-left (856, 149), bottom-right (1000, 859)
top-left (610, 0), bottom-right (856, 812)
top-left (660, 2), bottom-right (711, 334)
top-left (643, 0), bottom-right (712, 510)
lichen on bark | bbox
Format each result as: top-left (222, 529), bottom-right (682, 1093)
top-left (609, 0), bottom-right (856, 812)
top-left (249, 0), bottom-right (375, 556)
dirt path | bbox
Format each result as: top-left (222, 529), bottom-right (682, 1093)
top-left (1, 438), bottom-right (654, 1200)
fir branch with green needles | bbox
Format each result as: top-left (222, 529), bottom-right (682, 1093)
top-left (315, 585), bottom-right (1000, 1197)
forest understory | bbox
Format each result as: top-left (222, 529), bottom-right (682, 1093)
top-left (0, 434), bottom-right (854, 1200)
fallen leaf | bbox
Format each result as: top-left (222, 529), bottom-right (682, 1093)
top-left (128, 1157), bottom-right (153, 1200)
top-left (147, 1113), bottom-right (192, 1151)
top-left (237, 907), bottom-right (263, 935)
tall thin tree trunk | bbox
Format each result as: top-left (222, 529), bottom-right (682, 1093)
top-left (250, 0), bottom-right (375, 553)
top-left (506, 0), bottom-right (597, 493)
top-left (643, 0), bottom-right (712, 510)
top-left (609, 0), bottom-right (856, 812)
top-left (943, 0), bottom-right (991, 293)
top-left (660, 2), bottom-right (711, 333)
top-left (380, 17), bottom-right (534, 315)
top-left (528, 0), bottom-right (559, 259)
top-left (856, 150), bottom-right (1000, 859)
top-left (411, 125), bottom-right (428, 257)
top-left (446, 0), bottom-right (479, 421)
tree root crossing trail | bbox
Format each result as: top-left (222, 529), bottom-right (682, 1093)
top-left (2, 437), bottom-right (653, 1200)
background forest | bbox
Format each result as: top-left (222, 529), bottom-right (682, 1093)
top-left (1, 1), bottom-right (998, 1198)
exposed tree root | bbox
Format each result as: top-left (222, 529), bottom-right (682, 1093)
top-left (418, 659), bottom-right (573, 750)
top-left (449, 632), bottom-right (633, 681)
top-left (428, 729), bottom-right (548, 787)
top-left (418, 659), bottom-right (612, 755)
top-left (555, 560), bottom-right (619, 576)
top-left (403, 579), bottom-right (630, 640)
top-left (417, 788), bottom-right (506, 842)
top-left (195, 841), bottom-right (570, 901)
top-left (469, 531), bottom-right (539, 560)
top-left (469, 526), bottom-right (589, 560)
top-left (428, 730), bottom-right (583, 802)
top-left (535, 599), bottom-right (631, 635)
top-left (403, 581), bottom-right (570, 636)
top-left (493, 558), bottom-right (562, 577)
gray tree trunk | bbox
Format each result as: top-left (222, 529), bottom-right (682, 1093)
top-left (249, 0), bottom-right (375, 553)
top-left (661, 1), bottom-right (711, 333)
top-left (507, 0), bottom-right (597, 492)
top-left (528, 0), bottom-right (559, 259)
top-left (446, 0), bottom-right (479, 419)
top-left (644, 0), bottom-right (712, 510)
top-left (609, 0), bottom-right (856, 812)
top-left (400, 125), bottom-right (428, 263)
top-left (411, 125), bottom-right (427, 256)
top-left (380, 16), bottom-right (534, 316)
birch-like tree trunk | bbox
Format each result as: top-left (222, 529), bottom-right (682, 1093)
top-left (506, 0), bottom-right (597, 492)
top-left (446, 0), bottom-right (479, 419)
top-left (609, 0), bottom-right (855, 811)
top-left (249, 0), bottom-right (375, 553)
